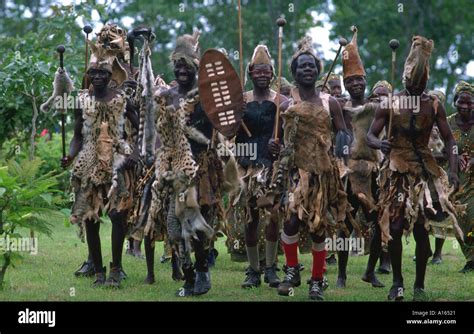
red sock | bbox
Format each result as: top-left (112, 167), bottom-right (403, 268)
top-left (311, 249), bottom-right (327, 280)
top-left (282, 240), bottom-right (298, 267)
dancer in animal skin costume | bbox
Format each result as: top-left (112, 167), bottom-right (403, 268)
top-left (148, 32), bottom-right (226, 296)
top-left (368, 80), bottom-right (393, 275)
top-left (337, 27), bottom-right (384, 289)
top-left (448, 81), bottom-right (474, 273)
top-left (232, 44), bottom-right (288, 288)
top-left (274, 36), bottom-right (354, 300)
top-left (367, 36), bottom-right (463, 300)
top-left (68, 24), bottom-right (140, 279)
top-left (59, 34), bottom-right (139, 288)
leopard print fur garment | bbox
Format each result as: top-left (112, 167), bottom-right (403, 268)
top-left (70, 90), bottom-right (132, 232)
top-left (72, 89), bottom-right (131, 185)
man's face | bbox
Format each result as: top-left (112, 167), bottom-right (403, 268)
top-left (249, 64), bottom-right (273, 89)
top-left (456, 93), bottom-right (473, 119)
top-left (174, 59), bottom-right (196, 87)
top-left (87, 68), bottom-right (111, 89)
top-left (370, 86), bottom-right (390, 102)
top-left (344, 75), bottom-right (366, 99)
top-left (328, 79), bottom-right (342, 97)
top-left (294, 54), bottom-right (319, 88)
top-left (405, 72), bottom-right (428, 95)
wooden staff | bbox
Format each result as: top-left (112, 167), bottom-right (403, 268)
top-left (273, 16), bottom-right (286, 141)
top-left (81, 25), bottom-right (93, 90)
top-left (83, 25), bottom-right (92, 74)
top-left (56, 45), bottom-right (66, 160)
top-left (322, 37), bottom-right (348, 89)
top-left (237, 0), bottom-right (252, 138)
top-left (238, 0), bottom-right (244, 86)
top-left (387, 39), bottom-right (399, 139)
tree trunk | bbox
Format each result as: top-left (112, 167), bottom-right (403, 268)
top-left (0, 252), bottom-right (11, 290)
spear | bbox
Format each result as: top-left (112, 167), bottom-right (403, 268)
top-left (273, 16), bottom-right (286, 141)
top-left (56, 45), bottom-right (66, 161)
top-left (237, 0), bottom-right (252, 138)
top-left (322, 37), bottom-right (348, 90)
top-left (82, 25), bottom-right (93, 89)
top-left (83, 25), bottom-right (92, 73)
top-left (387, 39), bottom-right (399, 139)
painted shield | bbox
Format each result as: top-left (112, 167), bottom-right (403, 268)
top-left (199, 49), bottom-right (244, 138)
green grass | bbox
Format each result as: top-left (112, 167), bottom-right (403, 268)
top-left (1, 220), bottom-right (473, 301)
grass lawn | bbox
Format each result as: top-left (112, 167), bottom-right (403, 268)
top-left (1, 220), bottom-right (473, 301)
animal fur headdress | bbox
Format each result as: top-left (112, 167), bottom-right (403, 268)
top-left (402, 35), bottom-right (434, 90)
top-left (290, 36), bottom-right (323, 73)
top-left (342, 26), bottom-right (366, 80)
top-left (245, 44), bottom-right (275, 85)
top-left (95, 23), bottom-right (130, 62)
top-left (87, 39), bottom-right (128, 87)
top-left (170, 31), bottom-right (201, 69)
top-left (249, 44), bottom-right (273, 70)
top-left (372, 80), bottom-right (393, 94)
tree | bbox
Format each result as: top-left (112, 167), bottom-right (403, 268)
top-left (318, 0), bottom-right (474, 104)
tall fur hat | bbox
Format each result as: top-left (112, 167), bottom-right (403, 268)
top-left (170, 30), bottom-right (201, 69)
top-left (402, 35), bottom-right (434, 89)
top-left (87, 39), bottom-right (128, 87)
top-left (342, 26), bottom-right (366, 80)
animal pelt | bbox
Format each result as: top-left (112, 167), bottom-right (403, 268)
top-left (173, 175), bottom-right (215, 250)
top-left (378, 166), bottom-right (465, 246)
top-left (97, 122), bottom-right (114, 170)
top-left (182, 89), bottom-right (210, 145)
top-left (282, 101), bottom-right (333, 174)
top-left (403, 36), bottom-right (433, 90)
top-left (40, 67), bottom-right (74, 114)
top-left (428, 126), bottom-right (444, 155)
top-left (216, 133), bottom-right (244, 204)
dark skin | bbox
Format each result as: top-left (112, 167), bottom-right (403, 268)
top-left (369, 86), bottom-right (390, 103)
top-left (328, 78), bottom-right (342, 98)
top-left (247, 63), bottom-right (288, 155)
top-left (341, 75), bottom-right (367, 132)
top-left (454, 93), bottom-right (474, 171)
top-left (249, 64), bottom-right (274, 102)
top-left (242, 63), bottom-right (287, 256)
top-left (61, 68), bottom-right (139, 168)
top-left (165, 59), bottom-right (197, 109)
top-left (343, 75), bottom-right (366, 106)
top-left (367, 90), bottom-right (460, 191)
top-left (455, 93), bottom-right (474, 129)
top-left (280, 54), bottom-right (347, 134)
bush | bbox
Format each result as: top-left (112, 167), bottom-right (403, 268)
top-left (0, 158), bottom-right (67, 289)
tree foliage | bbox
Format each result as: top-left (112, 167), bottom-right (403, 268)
top-left (0, 157), bottom-right (67, 288)
top-left (0, 0), bottom-right (472, 149)
top-left (321, 0), bottom-right (474, 103)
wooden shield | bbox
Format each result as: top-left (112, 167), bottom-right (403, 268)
top-left (199, 49), bottom-right (244, 138)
